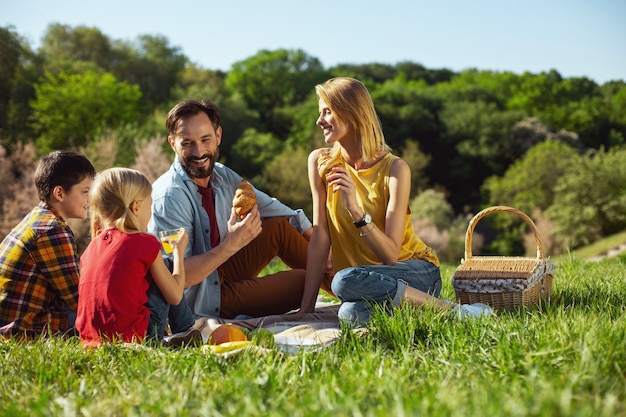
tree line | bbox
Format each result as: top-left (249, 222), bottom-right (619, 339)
top-left (1, 23), bottom-right (625, 262)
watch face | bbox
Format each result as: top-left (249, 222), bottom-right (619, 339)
top-left (364, 213), bottom-right (372, 224)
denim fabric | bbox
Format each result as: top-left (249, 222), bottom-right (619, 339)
top-left (145, 281), bottom-right (195, 341)
top-left (65, 305), bottom-right (77, 337)
top-left (331, 259), bottom-right (441, 327)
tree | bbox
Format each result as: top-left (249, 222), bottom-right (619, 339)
top-left (39, 25), bottom-right (187, 111)
top-left (330, 62), bottom-right (397, 84)
top-left (395, 61), bottom-right (454, 85)
top-left (371, 77), bottom-right (444, 153)
top-left (229, 129), bottom-right (283, 182)
top-left (262, 145), bottom-right (312, 218)
top-left (483, 139), bottom-right (582, 215)
top-left (281, 92), bottom-right (322, 150)
top-left (410, 189), bottom-right (453, 230)
top-left (436, 100), bottom-right (526, 210)
top-left (436, 69), bottom-right (534, 112)
top-left (547, 146), bottom-right (626, 250)
top-left (39, 23), bottom-right (115, 73)
top-left (602, 81), bottom-right (626, 146)
top-left (0, 25), bottom-right (41, 142)
top-left (400, 140), bottom-right (431, 196)
top-left (225, 49), bottom-right (329, 136)
top-left (0, 26), bottom-right (23, 130)
top-left (118, 34), bottom-right (187, 108)
top-left (31, 70), bottom-right (141, 153)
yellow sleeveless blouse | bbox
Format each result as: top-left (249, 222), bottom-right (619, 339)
top-left (319, 151), bottom-right (439, 272)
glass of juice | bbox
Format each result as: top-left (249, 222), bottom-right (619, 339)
top-left (158, 229), bottom-right (180, 254)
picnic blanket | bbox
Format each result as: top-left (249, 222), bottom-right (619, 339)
top-left (201, 303), bottom-right (344, 355)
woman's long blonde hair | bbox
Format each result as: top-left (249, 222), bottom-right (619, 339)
top-left (89, 168), bottom-right (152, 238)
top-left (315, 77), bottom-right (390, 162)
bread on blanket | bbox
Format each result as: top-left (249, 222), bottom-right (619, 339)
top-left (317, 149), bottom-right (343, 179)
top-left (232, 179), bottom-right (256, 218)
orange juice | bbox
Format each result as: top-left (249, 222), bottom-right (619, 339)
top-left (158, 230), bottom-right (179, 254)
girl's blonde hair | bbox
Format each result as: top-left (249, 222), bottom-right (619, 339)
top-left (89, 167), bottom-right (152, 237)
top-left (315, 77), bottom-right (390, 162)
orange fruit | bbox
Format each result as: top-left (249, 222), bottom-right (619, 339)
top-left (208, 324), bottom-right (248, 345)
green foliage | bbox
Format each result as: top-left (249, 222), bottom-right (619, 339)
top-left (435, 99), bottom-right (526, 209)
top-left (282, 93), bottom-right (323, 149)
top-left (225, 48), bottom-right (329, 134)
top-left (39, 25), bottom-right (187, 112)
top-left (31, 70), bottom-right (142, 153)
top-left (0, 25), bottom-right (40, 142)
top-left (547, 146), bottom-right (626, 249)
top-left (330, 62), bottom-right (398, 84)
top-left (262, 146), bottom-right (312, 218)
top-left (605, 82), bottom-right (626, 127)
top-left (229, 129), bottom-right (283, 181)
top-left (123, 34), bottom-right (188, 108)
top-left (436, 68), bottom-right (518, 106)
top-left (506, 70), bottom-right (565, 111)
top-left (410, 189), bottom-right (453, 230)
top-left (483, 139), bottom-right (582, 214)
top-left (371, 77), bottom-right (444, 153)
top-left (1, 256), bottom-right (625, 416)
top-left (400, 139), bottom-right (431, 195)
top-left (40, 24), bottom-right (115, 72)
top-left (0, 26), bottom-right (24, 129)
top-left (441, 100), bottom-right (527, 172)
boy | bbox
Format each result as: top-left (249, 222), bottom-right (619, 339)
top-left (0, 151), bottom-right (95, 338)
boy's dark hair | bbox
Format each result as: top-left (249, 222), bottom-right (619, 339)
top-left (35, 151), bottom-right (96, 201)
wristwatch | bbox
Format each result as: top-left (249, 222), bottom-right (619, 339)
top-left (353, 212), bottom-right (372, 228)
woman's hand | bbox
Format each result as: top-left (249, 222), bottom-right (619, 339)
top-left (326, 167), bottom-right (360, 218)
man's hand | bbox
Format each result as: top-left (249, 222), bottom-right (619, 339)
top-left (223, 205), bottom-right (262, 252)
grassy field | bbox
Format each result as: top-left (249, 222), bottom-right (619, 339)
top-left (1, 253), bottom-right (625, 416)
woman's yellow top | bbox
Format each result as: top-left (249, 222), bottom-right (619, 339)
top-left (318, 150), bottom-right (439, 272)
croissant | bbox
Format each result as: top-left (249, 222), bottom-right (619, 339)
top-left (232, 179), bottom-right (256, 218)
top-left (317, 149), bottom-right (343, 179)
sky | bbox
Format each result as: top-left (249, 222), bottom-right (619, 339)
top-left (2, 0), bottom-right (625, 84)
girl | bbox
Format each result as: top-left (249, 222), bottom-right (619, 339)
top-left (76, 168), bottom-right (188, 346)
top-left (299, 77), bottom-right (493, 326)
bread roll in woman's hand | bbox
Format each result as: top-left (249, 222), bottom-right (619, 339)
top-left (232, 179), bottom-right (256, 218)
top-left (317, 149), bottom-right (343, 179)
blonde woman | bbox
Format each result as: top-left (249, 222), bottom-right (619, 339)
top-left (76, 168), bottom-right (192, 346)
top-left (300, 77), bottom-right (493, 325)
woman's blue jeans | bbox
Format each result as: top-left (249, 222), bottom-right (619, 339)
top-left (330, 259), bottom-right (441, 327)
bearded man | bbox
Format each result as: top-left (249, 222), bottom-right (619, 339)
top-left (147, 100), bottom-right (330, 336)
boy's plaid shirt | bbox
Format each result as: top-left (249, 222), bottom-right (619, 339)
top-left (0, 202), bottom-right (80, 337)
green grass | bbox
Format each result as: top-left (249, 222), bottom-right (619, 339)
top-left (1, 255), bottom-right (625, 416)
top-left (552, 230), bottom-right (626, 263)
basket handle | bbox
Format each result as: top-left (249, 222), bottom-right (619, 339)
top-left (464, 206), bottom-right (544, 260)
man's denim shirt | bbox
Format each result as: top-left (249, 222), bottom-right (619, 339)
top-left (148, 157), bottom-right (312, 318)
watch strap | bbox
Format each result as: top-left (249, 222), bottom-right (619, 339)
top-left (353, 213), bottom-right (369, 228)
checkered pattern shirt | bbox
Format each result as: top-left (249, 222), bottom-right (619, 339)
top-left (0, 202), bottom-right (80, 337)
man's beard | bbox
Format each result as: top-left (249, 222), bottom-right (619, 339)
top-left (180, 149), bottom-right (218, 180)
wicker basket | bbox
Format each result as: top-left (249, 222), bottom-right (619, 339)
top-left (452, 206), bottom-right (554, 309)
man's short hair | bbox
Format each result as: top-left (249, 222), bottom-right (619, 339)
top-left (166, 99), bottom-right (221, 136)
